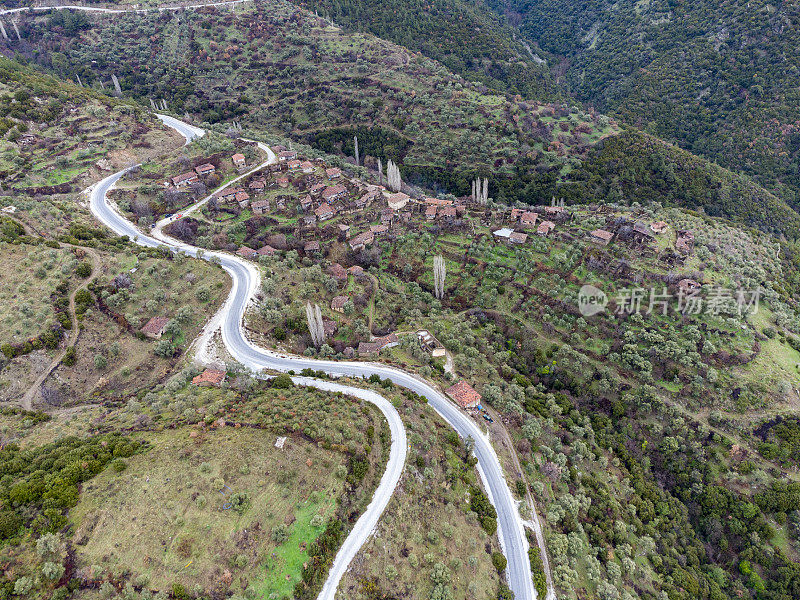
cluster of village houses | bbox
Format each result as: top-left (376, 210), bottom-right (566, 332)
top-left (160, 147), bottom-right (700, 414)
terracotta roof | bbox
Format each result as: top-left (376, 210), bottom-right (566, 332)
top-left (315, 204), bottom-right (334, 218)
top-left (349, 231), bottom-right (374, 248)
top-left (331, 295), bottom-right (349, 310)
top-left (590, 229), bottom-right (614, 241)
top-left (370, 224), bottom-right (389, 234)
top-left (650, 221), bottom-right (668, 233)
top-left (171, 172), bottom-right (198, 185)
top-left (322, 184), bottom-right (347, 200)
top-left (328, 263), bottom-right (348, 279)
top-left (257, 245), bottom-right (276, 256)
top-left (374, 332), bottom-right (398, 347)
top-left (386, 192), bottom-right (409, 208)
top-left (251, 199), bottom-right (269, 211)
top-left (326, 167), bottom-right (341, 178)
top-left (509, 232), bottom-right (528, 244)
top-left (141, 316), bottom-right (169, 337)
top-left (195, 163), bottom-right (215, 174)
top-left (249, 179), bottom-right (265, 189)
top-left (192, 369), bottom-right (226, 387)
top-left (357, 341), bottom-right (382, 355)
top-left (446, 381), bottom-right (482, 409)
top-left (537, 220), bottom-right (555, 234)
top-left (235, 191), bottom-right (250, 203)
top-left (425, 197), bottom-right (453, 206)
top-left (236, 246), bottom-right (258, 258)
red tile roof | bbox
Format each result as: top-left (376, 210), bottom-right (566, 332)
top-left (195, 163), bottom-right (215, 174)
top-left (172, 172), bottom-right (198, 185)
top-left (328, 263), bottom-right (348, 279)
top-left (331, 295), bottom-right (349, 310)
top-left (237, 246), bottom-right (258, 258)
top-left (590, 229), bottom-right (614, 242)
top-left (322, 184), bottom-right (347, 200)
top-left (141, 316), bottom-right (169, 337)
top-left (446, 381), bottom-right (482, 409)
top-left (192, 368), bottom-right (226, 387)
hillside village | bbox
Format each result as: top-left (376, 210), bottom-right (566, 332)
top-left (130, 143), bottom-right (770, 416)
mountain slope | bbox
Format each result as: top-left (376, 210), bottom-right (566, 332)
top-left (7, 4), bottom-right (800, 245)
top-left (298, 0), bottom-right (560, 101)
top-left (490, 0), bottom-right (800, 208)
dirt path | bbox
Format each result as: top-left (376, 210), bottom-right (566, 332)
top-left (19, 246), bottom-right (101, 410)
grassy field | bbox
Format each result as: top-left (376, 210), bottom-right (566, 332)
top-left (338, 385), bottom-right (501, 600)
top-left (70, 426), bottom-right (346, 595)
top-left (0, 243), bottom-right (76, 342)
top-left (0, 238), bottom-right (230, 404)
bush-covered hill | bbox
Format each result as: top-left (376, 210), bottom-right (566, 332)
top-left (489, 0), bottom-right (800, 211)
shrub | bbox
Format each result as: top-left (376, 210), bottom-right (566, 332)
top-left (94, 354), bottom-right (107, 370)
top-left (271, 374), bottom-right (294, 388)
top-left (111, 459), bottom-right (127, 473)
top-left (76, 262), bottom-right (92, 278)
top-left (228, 492), bottom-right (250, 514)
top-left (42, 561), bottom-right (65, 580)
top-left (271, 524), bottom-right (289, 543)
top-left (0, 511), bottom-right (22, 540)
top-left (491, 551), bottom-right (507, 573)
top-left (62, 346), bottom-right (76, 366)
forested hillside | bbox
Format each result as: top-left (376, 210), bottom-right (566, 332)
top-left (490, 0), bottom-right (800, 210)
top-left (297, 0), bottom-right (560, 101)
top-left (8, 4), bottom-right (800, 244)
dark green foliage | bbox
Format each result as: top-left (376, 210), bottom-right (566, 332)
top-left (345, 454), bottom-right (369, 486)
top-left (309, 126), bottom-right (411, 164)
top-left (497, 581), bottom-right (514, 600)
top-left (302, 0), bottom-right (559, 101)
top-left (47, 9), bottom-right (92, 36)
top-left (498, 0), bottom-right (800, 214)
top-left (61, 346), bottom-right (76, 367)
top-left (75, 262), bottom-right (92, 278)
top-left (0, 433), bottom-right (144, 538)
top-left (271, 374), bottom-right (294, 388)
top-left (491, 551), bottom-right (507, 573)
top-left (468, 485), bottom-right (497, 535)
top-left (295, 518), bottom-right (344, 599)
top-left (528, 545), bottom-right (546, 599)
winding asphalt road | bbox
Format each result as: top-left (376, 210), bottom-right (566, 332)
top-left (88, 116), bottom-right (537, 600)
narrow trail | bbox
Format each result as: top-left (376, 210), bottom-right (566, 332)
top-left (19, 246), bottom-right (101, 409)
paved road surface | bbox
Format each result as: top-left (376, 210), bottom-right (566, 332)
top-left (88, 117), bottom-right (536, 600)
